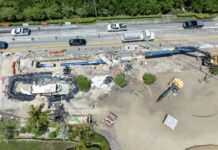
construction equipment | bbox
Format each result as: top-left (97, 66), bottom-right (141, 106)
top-left (63, 66), bottom-right (71, 75)
top-left (145, 46), bottom-right (218, 68)
top-left (176, 46), bottom-right (218, 67)
top-left (156, 78), bottom-right (184, 102)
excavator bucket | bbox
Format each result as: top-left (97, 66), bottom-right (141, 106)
top-left (169, 78), bottom-right (184, 89)
top-left (210, 55), bottom-right (218, 66)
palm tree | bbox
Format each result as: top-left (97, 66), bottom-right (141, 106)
top-left (28, 103), bottom-right (49, 135)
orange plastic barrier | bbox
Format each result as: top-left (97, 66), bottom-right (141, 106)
top-left (41, 22), bottom-right (48, 26)
top-left (1, 23), bottom-right (10, 28)
top-left (48, 49), bottom-right (65, 54)
top-left (12, 62), bottom-right (16, 75)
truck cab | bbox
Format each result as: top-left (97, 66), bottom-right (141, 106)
top-left (107, 23), bottom-right (127, 32)
top-left (144, 30), bottom-right (155, 41)
top-left (11, 28), bottom-right (31, 36)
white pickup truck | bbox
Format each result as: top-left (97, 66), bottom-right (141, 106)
top-left (11, 28), bottom-right (31, 36)
top-left (107, 23), bottom-right (127, 32)
top-left (121, 30), bottom-right (155, 42)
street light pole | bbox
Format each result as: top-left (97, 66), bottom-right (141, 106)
top-left (93, 0), bottom-right (98, 20)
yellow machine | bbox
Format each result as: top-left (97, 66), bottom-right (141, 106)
top-left (169, 78), bottom-right (184, 90)
top-left (210, 55), bottom-right (218, 66)
top-left (156, 78), bottom-right (184, 102)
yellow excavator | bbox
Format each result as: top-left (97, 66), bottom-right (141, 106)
top-left (175, 46), bottom-right (218, 67)
top-left (145, 46), bottom-right (218, 68)
top-left (203, 55), bottom-right (218, 67)
top-left (156, 78), bottom-right (184, 102)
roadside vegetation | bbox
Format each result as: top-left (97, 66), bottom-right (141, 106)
top-left (114, 74), bottom-right (128, 88)
top-left (48, 127), bottom-right (60, 139)
top-left (0, 117), bottom-right (19, 139)
top-left (143, 73), bottom-right (157, 85)
top-left (0, 0), bottom-right (218, 25)
top-left (209, 66), bottom-right (218, 75)
top-left (0, 141), bottom-right (77, 150)
top-left (0, 103), bottom-right (110, 149)
top-left (26, 104), bottom-right (49, 136)
top-left (75, 75), bottom-right (92, 92)
top-left (177, 13), bottom-right (217, 19)
top-left (68, 125), bottom-right (110, 150)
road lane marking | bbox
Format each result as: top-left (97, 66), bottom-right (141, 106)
top-left (5, 35), bottom-right (218, 52)
top-left (159, 35), bottom-right (218, 41)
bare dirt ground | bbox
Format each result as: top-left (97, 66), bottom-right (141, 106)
top-left (94, 69), bottom-right (218, 150)
top-left (187, 145), bottom-right (218, 150)
top-left (1, 46), bottom-right (218, 150)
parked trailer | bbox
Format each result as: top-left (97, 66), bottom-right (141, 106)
top-left (61, 60), bottom-right (106, 67)
top-left (121, 30), bottom-right (155, 43)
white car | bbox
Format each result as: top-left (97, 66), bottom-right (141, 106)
top-left (107, 23), bottom-right (127, 32)
top-left (11, 28), bottom-right (31, 36)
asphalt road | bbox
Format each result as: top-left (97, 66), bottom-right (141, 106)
top-left (0, 20), bottom-right (218, 51)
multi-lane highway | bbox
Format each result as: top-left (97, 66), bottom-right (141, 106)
top-left (1, 20), bottom-right (218, 51)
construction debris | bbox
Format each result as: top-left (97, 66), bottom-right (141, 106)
top-left (163, 114), bottom-right (178, 130)
top-left (103, 112), bottom-right (118, 128)
top-left (7, 72), bottom-right (77, 105)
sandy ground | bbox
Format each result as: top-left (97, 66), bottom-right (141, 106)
top-left (187, 145), bottom-right (218, 150)
top-left (94, 69), bottom-right (218, 150)
top-left (1, 45), bottom-right (218, 150)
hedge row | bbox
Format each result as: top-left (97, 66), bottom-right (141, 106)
top-left (0, 17), bottom-right (96, 26)
top-left (177, 13), bottom-right (217, 19)
top-left (0, 15), bottom-right (162, 27)
top-left (98, 14), bottom-right (162, 20)
top-left (1, 13), bottom-right (217, 27)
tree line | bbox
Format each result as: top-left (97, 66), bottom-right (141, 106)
top-left (0, 0), bottom-right (218, 22)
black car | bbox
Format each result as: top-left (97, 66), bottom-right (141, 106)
top-left (69, 39), bottom-right (87, 46)
top-left (0, 41), bottom-right (8, 49)
top-left (183, 20), bottom-right (204, 29)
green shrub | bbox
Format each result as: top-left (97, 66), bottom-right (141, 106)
top-left (143, 73), bottom-right (156, 85)
top-left (177, 13), bottom-right (195, 17)
top-left (14, 130), bottom-right (19, 137)
top-left (0, 18), bottom-right (96, 27)
top-left (90, 133), bottom-right (110, 150)
top-left (114, 74), bottom-right (127, 88)
top-left (195, 13), bottom-right (217, 19)
top-left (46, 17), bottom-right (96, 24)
top-left (25, 125), bottom-right (32, 133)
top-left (177, 13), bottom-right (217, 19)
top-left (20, 127), bottom-right (27, 133)
top-left (27, 104), bottom-right (49, 136)
top-left (54, 127), bottom-right (60, 136)
top-left (99, 14), bottom-right (161, 20)
top-left (48, 131), bottom-right (57, 139)
top-left (75, 75), bottom-right (91, 92)
top-left (210, 66), bottom-right (218, 75)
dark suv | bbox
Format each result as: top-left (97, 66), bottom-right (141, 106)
top-left (183, 20), bottom-right (204, 29)
top-left (0, 41), bottom-right (8, 49)
top-left (69, 39), bottom-right (87, 46)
